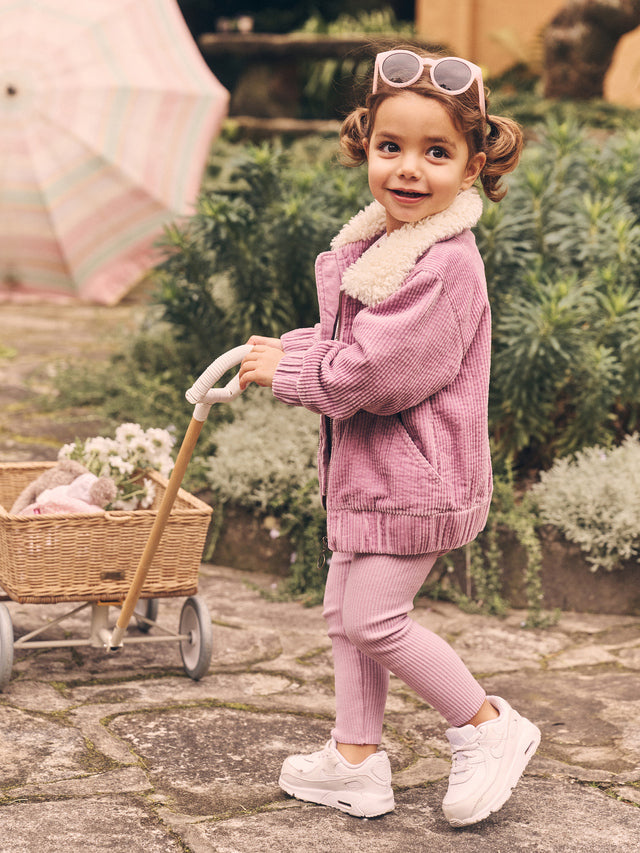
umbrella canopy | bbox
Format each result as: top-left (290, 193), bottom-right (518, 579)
top-left (0, 0), bottom-right (228, 304)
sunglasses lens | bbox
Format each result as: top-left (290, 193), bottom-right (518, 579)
top-left (432, 58), bottom-right (473, 92)
top-left (380, 52), bottom-right (422, 85)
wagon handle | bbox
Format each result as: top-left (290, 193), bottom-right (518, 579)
top-left (107, 344), bottom-right (251, 650)
top-left (185, 343), bottom-right (253, 422)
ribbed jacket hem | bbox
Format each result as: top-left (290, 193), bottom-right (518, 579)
top-left (327, 500), bottom-right (491, 556)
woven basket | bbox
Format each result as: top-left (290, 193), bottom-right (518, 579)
top-left (0, 462), bottom-right (212, 604)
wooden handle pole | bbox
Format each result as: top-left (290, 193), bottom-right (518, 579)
top-left (108, 417), bottom-right (205, 648)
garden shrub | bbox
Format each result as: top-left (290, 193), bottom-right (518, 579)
top-left (60, 119), bottom-right (640, 479)
top-left (480, 118), bottom-right (640, 470)
top-left (297, 8), bottom-right (418, 119)
top-left (203, 388), bottom-right (319, 512)
top-left (531, 435), bottom-right (640, 572)
top-left (203, 388), bottom-right (328, 604)
top-left (155, 140), bottom-right (370, 378)
top-left (52, 137), bottom-right (368, 479)
top-left (430, 466), bottom-right (552, 627)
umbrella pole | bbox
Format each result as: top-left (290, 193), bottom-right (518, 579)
top-left (108, 416), bottom-right (205, 650)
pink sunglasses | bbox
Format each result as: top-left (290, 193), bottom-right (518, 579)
top-left (372, 50), bottom-right (486, 117)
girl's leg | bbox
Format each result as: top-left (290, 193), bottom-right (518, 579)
top-left (301, 551), bottom-right (537, 826)
top-left (323, 552), bottom-right (390, 748)
top-left (325, 552), bottom-right (486, 745)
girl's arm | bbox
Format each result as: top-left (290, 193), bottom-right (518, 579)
top-left (273, 262), bottom-right (485, 419)
top-left (239, 326), bottom-right (321, 390)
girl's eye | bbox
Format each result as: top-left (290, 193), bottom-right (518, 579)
top-left (428, 146), bottom-right (448, 160)
top-left (379, 141), bottom-right (400, 154)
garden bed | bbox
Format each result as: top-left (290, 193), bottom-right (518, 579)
top-left (210, 510), bottom-right (640, 616)
top-left (510, 527), bottom-right (640, 616)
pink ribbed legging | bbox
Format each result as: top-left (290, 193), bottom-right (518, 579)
top-left (323, 551), bottom-right (486, 745)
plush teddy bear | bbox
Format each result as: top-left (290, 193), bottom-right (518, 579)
top-left (10, 458), bottom-right (117, 516)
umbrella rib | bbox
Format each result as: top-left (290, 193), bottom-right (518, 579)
top-left (22, 128), bottom-right (77, 287)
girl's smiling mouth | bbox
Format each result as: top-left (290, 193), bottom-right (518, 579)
top-left (390, 188), bottom-right (428, 200)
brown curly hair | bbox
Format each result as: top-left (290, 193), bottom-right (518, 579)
top-left (339, 52), bottom-right (523, 203)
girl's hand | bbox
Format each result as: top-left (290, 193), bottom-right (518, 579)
top-left (246, 335), bottom-right (284, 350)
top-left (239, 345), bottom-right (285, 390)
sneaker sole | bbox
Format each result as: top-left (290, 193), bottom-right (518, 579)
top-left (278, 776), bottom-right (395, 818)
top-left (446, 720), bottom-right (541, 828)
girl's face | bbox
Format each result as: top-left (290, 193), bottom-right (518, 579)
top-left (364, 91), bottom-right (486, 234)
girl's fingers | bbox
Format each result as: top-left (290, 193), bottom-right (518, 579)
top-left (238, 355), bottom-right (254, 389)
top-left (246, 335), bottom-right (283, 350)
top-left (239, 344), bottom-right (283, 390)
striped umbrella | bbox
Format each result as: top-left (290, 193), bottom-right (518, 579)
top-left (0, 0), bottom-right (228, 304)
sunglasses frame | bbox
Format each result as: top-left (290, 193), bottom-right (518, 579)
top-left (372, 50), bottom-right (486, 117)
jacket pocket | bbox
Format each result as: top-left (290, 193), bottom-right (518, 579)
top-left (399, 408), bottom-right (443, 483)
top-left (329, 411), bottom-right (448, 513)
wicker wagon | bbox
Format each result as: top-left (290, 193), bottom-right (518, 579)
top-left (0, 463), bottom-right (214, 689)
top-left (0, 345), bottom-right (252, 691)
top-left (0, 463), bottom-right (211, 603)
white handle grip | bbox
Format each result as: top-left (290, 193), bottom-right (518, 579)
top-left (185, 344), bottom-right (252, 421)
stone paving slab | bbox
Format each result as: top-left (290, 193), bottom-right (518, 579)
top-left (1, 564), bottom-right (640, 852)
top-left (165, 783), bottom-right (639, 853)
top-left (0, 796), bottom-right (184, 853)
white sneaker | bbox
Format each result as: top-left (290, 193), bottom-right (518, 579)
top-left (278, 738), bottom-right (395, 817)
top-left (442, 695), bottom-right (541, 827)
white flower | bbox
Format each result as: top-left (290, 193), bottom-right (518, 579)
top-left (115, 422), bottom-right (145, 443)
top-left (109, 455), bottom-right (135, 476)
top-left (57, 423), bottom-right (175, 510)
top-left (112, 495), bottom-right (140, 512)
top-left (139, 479), bottom-right (156, 509)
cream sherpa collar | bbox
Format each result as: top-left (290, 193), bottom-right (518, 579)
top-left (330, 188), bottom-right (483, 307)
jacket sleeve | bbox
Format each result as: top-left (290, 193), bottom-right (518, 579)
top-left (272, 264), bottom-right (483, 419)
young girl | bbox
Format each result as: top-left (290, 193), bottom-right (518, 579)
top-left (238, 48), bottom-right (540, 827)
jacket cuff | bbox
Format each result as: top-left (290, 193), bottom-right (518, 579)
top-left (272, 352), bottom-right (304, 406)
top-left (281, 327), bottom-right (318, 353)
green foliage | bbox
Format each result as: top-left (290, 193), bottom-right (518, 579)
top-left (296, 7), bottom-right (421, 118)
top-left (203, 388), bottom-right (319, 511)
top-left (276, 492), bottom-right (329, 607)
top-left (454, 538), bottom-right (509, 619)
top-left (0, 344), bottom-right (16, 360)
top-left (532, 435), bottom-right (640, 572)
top-left (155, 141), bottom-right (369, 376)
top-left (51, 328), bottom-right (231, 440)
top-left (299, 6), bottom-right (414, 35)
top-left (490, 93), bottom-right (640, 134)
top-left (177, 1), bottom-right (409, 36)
top-left (53, 332), bottom-right (192, 431)
top-left (53, 137), bottom-right (364, 496)
top-left (439, 467), bottom-right (556, 627)
top-left (480, 118), bottom-right (640, 469)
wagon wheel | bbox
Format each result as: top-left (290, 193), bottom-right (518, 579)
top-left (133, 598), bottom-right (159, 633)
top-left (0, 603), bottom-right (14, 691)
top-left (179, 596), bottom-right (213, 680)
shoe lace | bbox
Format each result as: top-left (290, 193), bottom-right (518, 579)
top-left (450, 735), bottom-right (481, 776)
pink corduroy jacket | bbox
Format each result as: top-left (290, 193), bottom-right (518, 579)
top-left (272, 188), bottom-right (492, 556)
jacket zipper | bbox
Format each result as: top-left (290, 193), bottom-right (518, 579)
top-left (322, 290), bottom-right (344, 510)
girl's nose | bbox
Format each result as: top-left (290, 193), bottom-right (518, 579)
top-left (397, 153), bottom-right (422, 178)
